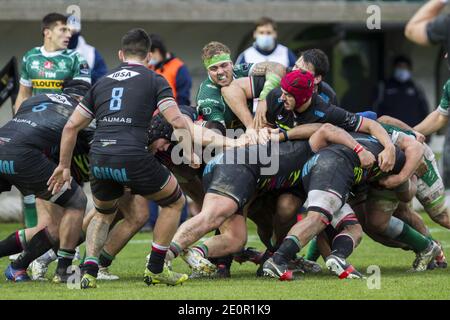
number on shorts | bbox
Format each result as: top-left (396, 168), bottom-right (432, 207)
top-left (109, 87), bottom-right (124, 111)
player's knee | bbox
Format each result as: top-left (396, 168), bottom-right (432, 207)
top-left (276, 195), bottom-right (299, 223)
top-left (53, 180), bottom-right (87, 212)
top-left (156, 184), bottom-right (185, 209)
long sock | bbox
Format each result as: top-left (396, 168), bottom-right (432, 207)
top-left (0, 230), bottom-right (25, 257)
top-left (148, 242), bottom-right (169, 274)
top-left (168, 242), bottom-right (182, 259)
top-left (83, 257), bottom-right (99, 277)
top-left (273, 235), bottom-right (301, 265)
top-left (36, 249), bottom-right (58, 264)
top-left (395, 223), bottom-right (431, 253)
top-left (56, 249), bottom-right (75, 273)
top-left (331, 234), bottom-right (354, 259)
top-left (193, 243), bottom-right (209, 258)
top-left (305, 237), bottom-right (321, 261)
top-left (99, 249), bottom-right (115, 268)
top-left (11, 228), bottom-right (54, 270)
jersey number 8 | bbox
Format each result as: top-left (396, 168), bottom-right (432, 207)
top-left (110, 87), bottom-right (124, 111)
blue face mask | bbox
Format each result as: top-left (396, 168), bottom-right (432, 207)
top-left (394, 68), bottom-right (411, 82)
top-left (255, 35), bottom-right (275, 51)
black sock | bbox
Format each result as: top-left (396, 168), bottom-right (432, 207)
top-left (99, 249), bottom-right (115, 268)
top-left (0, 231), bottom-right (23, 257)
top-left (331, 234), bottom-right (354, 259)
top-left (11, 228), bottom-right (54, 270)
top-left (273, 236), bottom-right (301, 265)
top-left (56, 249), bottom-right (76, 272)
top-left (148, 242), bottom-right (169, 274)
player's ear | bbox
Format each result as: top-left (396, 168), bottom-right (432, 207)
top-left (118, 50), bottom-right (124, 62)
top-left (145, 52), bottom-right (152, 64)
top-left (314, 75), bottom-right (322, 85)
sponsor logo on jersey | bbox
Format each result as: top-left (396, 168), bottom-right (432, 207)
top-left (31, 60), bottom-right (40, 70)
top-left (100, 139), bottom-right (117, 147)
top-left (58, 60), bottom-right (67, 69)
top-left (44, 71), bottom-right (57, 78)
top-left (100, 116), bottom-right (132, 124)
top-left (44, 61), bottom-right (53, 69)
top-left (32, 79), bottom-right (63, 89)
top-left (107, 70), bottom-right (140, 81)
top-left (12, 118), bottom-right (37, 127)
top-left (46, 94), bottom-right (73, 106)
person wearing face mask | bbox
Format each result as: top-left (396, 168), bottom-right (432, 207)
top-left (148, 33), bottom-right (192, 106)
top-left (373, 55), bottom-right (429, 128)
top-left (236, 17), bottom-right (296, 68)
top-left (67, 15), bottom-right (107, 84)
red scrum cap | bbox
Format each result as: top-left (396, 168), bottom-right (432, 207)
top-left (280, 69), bottom-right (314, 108)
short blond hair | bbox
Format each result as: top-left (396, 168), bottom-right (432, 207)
top-left (201, 41), bottom-right (231, 61)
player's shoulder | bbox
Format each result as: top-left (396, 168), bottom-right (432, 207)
top-left (22, 47), bottom-right (42, 60)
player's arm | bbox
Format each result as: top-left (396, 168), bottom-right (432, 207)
top-left (15, 55), bottom-right (33, 113)
top-left (48, 106), bottom-right (93, 194)
top-left (221, 78), bottom-right (254, 129)
top-left (14, 84), bottom-right (32, 114)
top-left (357, 117), bottom-right (396, 172)
top-left (308, 123), bottom-right (376, 169)
top-left (379, 134), bottom-right (424, 189)
top-left (377, 115), bottom-right (426, 143)
top-left (405, 0), bottom-right (446, 45)
top-left (160, 97), bottom-right (200, 167)
top-left (414, 110), bottom-right (449, 136)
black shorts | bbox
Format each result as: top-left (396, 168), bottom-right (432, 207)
top-left (90, 153), bottom-right (171, 201)
top-left (0, 146), bottom-right (56, 200)
top-left (203, 163), bottom-right (257, 209)
top-left (302, 150), bottom-right (355, 219)
top-left (302, 150), bottom-right (355, 202)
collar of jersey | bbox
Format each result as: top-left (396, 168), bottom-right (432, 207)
top-left (123, 60), bottom-right (146, 66)
top-left (40, 46), bottom-right (66, 57)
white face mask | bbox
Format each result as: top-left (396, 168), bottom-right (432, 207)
top-left (394, 68), bottom-right (411, 82)
top-left (255, 34), bottom-right (275, 51)
top-left (149, 58), bottom-right (159, 66)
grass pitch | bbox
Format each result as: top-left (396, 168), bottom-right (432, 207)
top-left (0, 214), bottom-right (449, 300)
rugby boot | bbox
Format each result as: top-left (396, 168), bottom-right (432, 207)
top-left (144, 264), bottom-right (188, 286)
top-left (233, 247), bottom-right (263, 265)
top-left (181, 248), bottom-right (217, 278)
top-left (412, 241), bottom-right (440, 272)
top-left (262, 257), bottom-right (295, 281)
top-left (325, 255), bottom-right (364, 279)
top-left (5, 264), bottom-right (30, 282)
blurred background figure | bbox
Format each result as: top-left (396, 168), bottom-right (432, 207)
top-left (236, 17), bottom-right (296, 68)
top-left (67, 14), bottom-right (107, 84)
top-left (373, 55), bottom-right (429, 128)
top-left (340, 54), bottom-right (373, 113)
top-left (149, 33), bottom-right (192, 106)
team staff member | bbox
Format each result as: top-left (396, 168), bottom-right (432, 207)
top-left (149, 33), bottom-right (192, 106)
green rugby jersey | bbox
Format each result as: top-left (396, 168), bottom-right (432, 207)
top-left (19, 46), bottom-right (91, 95)
top-left (196, 63), bottom-right (260, 129)
top-left (438, 78), bottom-right (450, 117)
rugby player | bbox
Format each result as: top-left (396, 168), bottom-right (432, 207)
top-left (0, 80), bottom-right (90, 282)
top-left (165, 123), bottom-right (376, 275)
top-left (262, 131), bottom-right (440, 280)
top-left (14, 13), bottom-right (91, 238)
